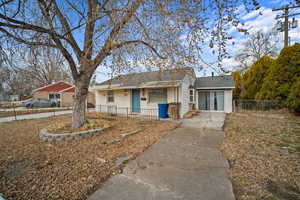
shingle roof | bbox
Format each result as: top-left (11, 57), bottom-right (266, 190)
top-left (96, 68), bottom-right (195, 87)
top-left (33, 81), bottom-right (72, 93)
top-left (194, 75), bottom-right (235, 89)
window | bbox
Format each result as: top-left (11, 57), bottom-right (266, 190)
top-left (148, 88), bottom-right (167, 103)
top-left (107, 91), bottom-right (114, 103)
top-left (189, 89), bottom-right (194, 102)
top-left (49, 93), bottom-right (60, 100)
top-left (49, 93), bottom-right (61, 107)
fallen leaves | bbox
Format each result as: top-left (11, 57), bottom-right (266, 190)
top-left (0, 113), bottom-right (177, 200)
top-left (221, 113), bottom-right (300, 200)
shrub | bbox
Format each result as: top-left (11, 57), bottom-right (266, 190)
top-left (287, 77), bottom-right (300, 114)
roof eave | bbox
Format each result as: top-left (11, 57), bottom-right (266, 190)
top-left (195, 86), bottom-right (235, 89)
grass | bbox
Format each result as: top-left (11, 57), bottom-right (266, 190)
top-left (0, 113), bottom-right (178, 200)
top-left (221, 112), bottom-right (300, 200)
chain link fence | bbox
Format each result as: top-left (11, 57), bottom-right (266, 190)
top-left (233, 99), bottom-right (286, 112)
top-left (0, 105), bottom-right (73, 121)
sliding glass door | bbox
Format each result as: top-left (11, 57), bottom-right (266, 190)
top-left (198, 90), bottom-right (224, 111)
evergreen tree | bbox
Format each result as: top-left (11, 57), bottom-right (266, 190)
top-left (258, 43), bottom-right (300, 101)
top-left (240, 56), bottom-right (275, 99)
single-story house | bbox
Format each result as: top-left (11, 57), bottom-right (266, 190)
top-left (91, 68), bottom-right (235, 118)
top-left (32, 81), bottom-right (95, 107)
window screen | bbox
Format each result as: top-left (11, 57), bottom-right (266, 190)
top-left (107, 91), bottom-right (114, 103)
top-left (148, 88), bottom-right (167, 103)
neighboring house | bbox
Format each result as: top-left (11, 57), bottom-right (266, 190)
top-left (0, 90), bottom-right (9, 102)
top-left (91, 68), bottom-right (235, 118)
top-left (32, 81), bottom-right (95, 107)
top-left (9, 94), bottom-right (20, 102)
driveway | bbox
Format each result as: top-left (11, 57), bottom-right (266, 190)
top-left (0, 110), bottom-right (72, 123)
top-left (88, 112), bottom-right (234, 200)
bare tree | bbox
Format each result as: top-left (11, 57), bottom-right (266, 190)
top-left (235, 30), bottom-right (279, 71)
top-left (0, 0), bottom-right (259, 129)
top-left (0, 44), bottom-right (71, 96)
top-left (21, 46), bottom-right (71, 86)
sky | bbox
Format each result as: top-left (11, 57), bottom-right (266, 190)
top-left (218, 0), bottom-right (300, 73)
top-left (93, 0), bottom-right (300, 82)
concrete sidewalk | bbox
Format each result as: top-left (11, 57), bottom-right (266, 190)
top-left (0, 110), bottom-right (72, 123)
top-left (88, 112), bottom-right (234, 200)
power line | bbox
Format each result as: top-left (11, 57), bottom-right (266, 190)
top-left (272, 4), bottom-right (300, 47)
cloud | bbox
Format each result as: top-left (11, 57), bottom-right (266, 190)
top-left (241, 7), bottom-right (266, 21)
top-left (221, 57), bottom-right (240, 70)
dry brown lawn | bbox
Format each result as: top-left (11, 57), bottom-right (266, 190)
top-left (0, 113), bottom-right (178, 200)
top-left (222, 112), bottom-right (300, 200)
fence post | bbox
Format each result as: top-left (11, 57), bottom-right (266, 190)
top-left (126, 107), bottom-right (128, 119)
top-left (13, 104), bottom-right (17, 120)
top-left (233, 100), bottom-right (235, 112)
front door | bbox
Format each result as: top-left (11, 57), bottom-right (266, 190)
top-left (131, 89), bottom-right (141, 112)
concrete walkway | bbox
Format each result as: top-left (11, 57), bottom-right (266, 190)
top-left (0, 110), bottom-right (72, 123)
top-left (88, 112), bottom-right (234, 200)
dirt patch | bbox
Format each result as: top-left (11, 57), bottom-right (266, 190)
top-left (221, 112), bottom-right (300, 200)
top-left (0, 113), bottom-right (178, 200)
top-left (46, 113), bottom-right (112, 133)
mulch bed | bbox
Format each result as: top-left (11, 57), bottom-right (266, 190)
top-left (0, 113), bottom-right (178, 200)
top-left (221, 112), bottom-right (300, 200)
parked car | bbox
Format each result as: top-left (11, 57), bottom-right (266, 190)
top-left (21, 98), bottom-right (56, 108)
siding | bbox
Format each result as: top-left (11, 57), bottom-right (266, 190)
top-left (195, 89), bottom-right (233, 113)
top-left (179, 75), bottom-right (196, 118)
top-left (95, 90), bottom-right (131, 113)
top-left (61, 93), bottom-right (73, 107)
top-left (224, 89), bottom-right (233, 113)
top-left (94, 77), bottom-right (195, 118)
top-left (95, 87), bottom-right (180, 116)
top-left (33, 91), bottom-right (49, 99)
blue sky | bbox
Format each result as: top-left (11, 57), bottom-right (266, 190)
top-left (95, 0), bottom-right (300, 83)
top-left (218, 0), bottom-right (300, 71)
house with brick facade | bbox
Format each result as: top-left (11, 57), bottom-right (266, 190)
top-left (32, 81), bottom-right (95, 107)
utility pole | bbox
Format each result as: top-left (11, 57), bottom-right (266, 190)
top-left (273, 5), bottom-right (300, 47)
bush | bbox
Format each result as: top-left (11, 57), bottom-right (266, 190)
top-left (287, 77), bottom-right (300, 114)
top-left (258, 43), bottom-right (300, 101)
top-left (240, 56), bottom-right (275, 99)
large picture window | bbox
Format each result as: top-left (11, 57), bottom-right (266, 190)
top-left (148, 88), bottom-right (167, 103)
top-left (107, 91), bottom-right (114, 103)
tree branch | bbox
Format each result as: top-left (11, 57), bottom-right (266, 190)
top-left (83, 0), bottom-right (97, 59)
top-left (50, 0), bottom-right (82, 60)
top-left (93, 0), bottom-right (143, 67)
top-left (112, 40), bottom-right (165, 59)
top-left (0, 27), bottom-right (57, 47)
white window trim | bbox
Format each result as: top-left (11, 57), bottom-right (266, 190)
top-left (147, 88), bottom-right (168, 104)
top-left (48, 93), bottom-right (62, 107)
top-left (107, 91), bottom-right (114, 103)
top-left (189, 89), bottom-right (195, 103)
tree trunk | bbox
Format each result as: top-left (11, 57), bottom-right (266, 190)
top-left (72, 79), bottom-right (90, 130)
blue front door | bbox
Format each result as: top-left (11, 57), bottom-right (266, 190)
top-left (131, 89), bottom-right (141, 112)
